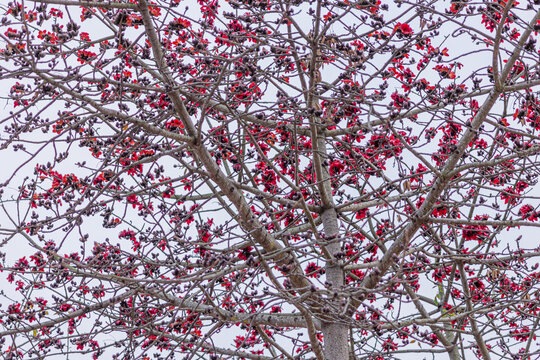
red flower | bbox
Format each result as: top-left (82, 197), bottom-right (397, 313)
top-left (382, 338), bottom-right (398, 351)
top-left (305, 262), bottom-right (325, 278)
top-left (59, 303), bottom-right (72, 312)
top-left (49, 8), bottom-right (63, 18)
top-left (356, 208), bottom-right (369, 220)
top-left (119, 230), bottom-right (136, 241)
top-left (394, 23), bottom-right (413, 36)
top-left (323, 12), bottom-right (334, 22)
top-left (434, 65), bottom-right (456, 79)
top-left (432, 203), bottom-right (447, 217)
top-left (77, 50), bottom-right (97, 64)
top-left (520, 204), bottom-right (538, 221)
top-left (463, 215), bottom-right (490, 242)
top-left (329, 160), bottom-right (345, 176)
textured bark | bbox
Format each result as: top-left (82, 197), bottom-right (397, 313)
top-left (321, 208), bottom-right (348, 360)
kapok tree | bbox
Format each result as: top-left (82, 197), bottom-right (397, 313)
top-left (1, 0), bottom-right (540, 359)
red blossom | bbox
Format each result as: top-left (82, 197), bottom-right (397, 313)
top-left (394, 23), bottom-right (413, 36)
top-left (77, 50), bottom-right (97, 63)
top-left (305, 262), bottom-right (325, 278)
top-left (433, 65), bottom-right (456, 79)
top-left (463, 215), bottom-right (490, 242)
top-left (519, 205), bottom-right (538, 221)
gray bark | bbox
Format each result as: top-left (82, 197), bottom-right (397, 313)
top-left (321, 207), bottom-right (348, 360)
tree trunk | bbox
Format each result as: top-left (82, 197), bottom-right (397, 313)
top-left (321, 208), bottom-right (348, 360)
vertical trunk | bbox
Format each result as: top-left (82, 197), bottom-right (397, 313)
top-left (449, 346), bottom-right (461, 360)
top-left (322, 322), bottom-right (349, 360)
top-left (321, 208), bottom-right (348, 360)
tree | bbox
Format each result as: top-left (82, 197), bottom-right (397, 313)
top-left (1, 0), bottom-right (540, 358)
